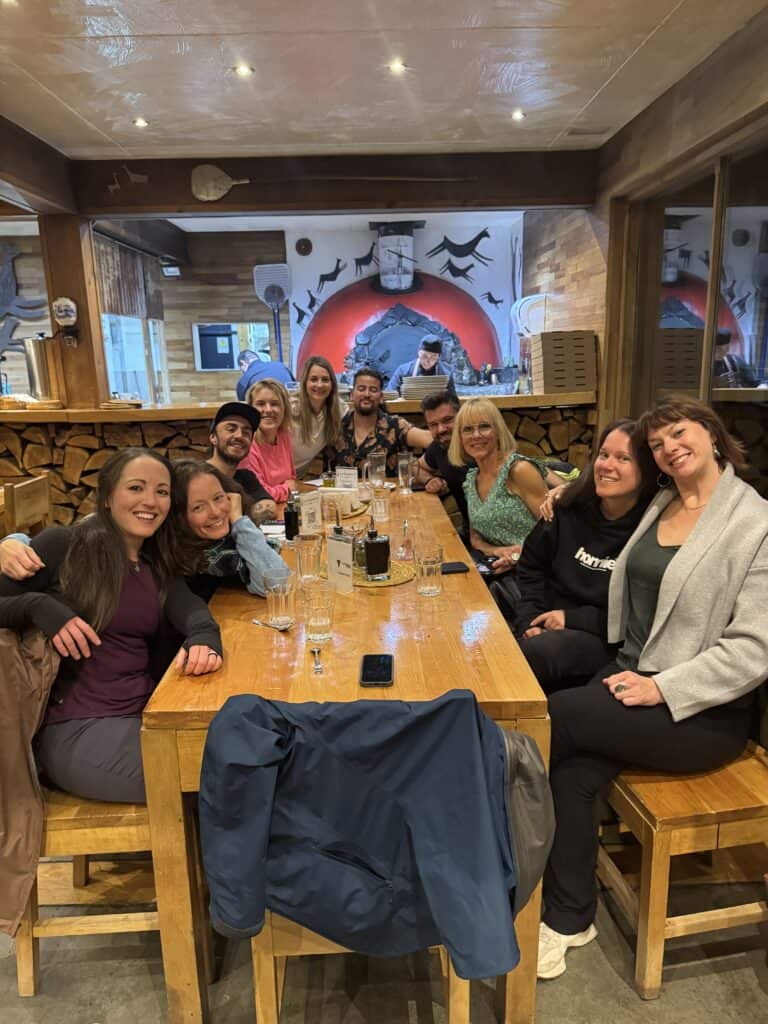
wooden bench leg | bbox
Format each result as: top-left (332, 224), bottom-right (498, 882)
top-left (446, 959), bottom-right (470, 1024)
top-left (16, 879), bottom-right (40, 997)
top-left (251, 912), bottom-right (280, 1024)
top-left (499, 880), bottom-right (541, 1024)
top-left (72, 855), bottom-right (89, 888)
top-left (635, 831), bottom-right (671, 1000)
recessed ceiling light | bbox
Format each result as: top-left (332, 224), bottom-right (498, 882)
top-left (233, 63), bottom-right (254, 78)
top-left (132, 116), bottom-right (149, 128)
top-left (512, 108), bottom-right (526, 122)
top-left (388, 58), bottom-right (408, 76)
top-left (1, 1), bottom-right (20, 7)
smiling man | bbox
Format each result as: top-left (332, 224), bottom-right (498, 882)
top-left (207, 402), bottom-right (277, 521)
top-left (334, 368), bottom-right (432, 476)
top-left (415, 390), bottom-right (472, 531)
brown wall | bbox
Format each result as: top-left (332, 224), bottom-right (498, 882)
top-left (0, 233), bottom-right (51, 395)
top-left (522, 210), bottom-right (607, 347)
top-left (162, 231), bottom-right (289, 404)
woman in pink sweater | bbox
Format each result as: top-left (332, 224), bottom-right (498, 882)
top-left (239, 378), bottom-right (298, 502)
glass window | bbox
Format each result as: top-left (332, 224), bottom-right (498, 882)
top-left (102, 313), bottom-right (153, 402)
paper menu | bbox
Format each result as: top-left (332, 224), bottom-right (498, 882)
top-left (335, 467), bottom-right (359, 491)
top-left (326, 535), bottom-right (354, 594)
top-left (299, 490), bottom-right (322, 533)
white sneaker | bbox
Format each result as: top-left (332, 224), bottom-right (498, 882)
top-left (537, 921), bottom-right (597, 979)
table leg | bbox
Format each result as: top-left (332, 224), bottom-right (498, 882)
top-left (141, 728), bottom-right (210, 1024)
top-left (498, 715), bottom-right (550, 1024)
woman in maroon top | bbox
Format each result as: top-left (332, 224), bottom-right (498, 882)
top-left (0, 448), bottom-right (222, 803)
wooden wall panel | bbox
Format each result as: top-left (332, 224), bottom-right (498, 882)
top-left (94, 235), bottom-right (147, 318)
top-left (161, 231), bottom-right (288, 404)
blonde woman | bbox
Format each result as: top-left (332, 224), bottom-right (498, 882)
top-left (291, 356), bottom-right (345, 477)
top-left (449, 398), bottom-right (548, 574)
top-left (239, 378), bottom-right (298, 502)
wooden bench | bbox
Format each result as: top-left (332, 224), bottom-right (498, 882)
top-left (597, 742), bottom-right (768, 999)
top-left (16, 788), bottom-right (157, 996)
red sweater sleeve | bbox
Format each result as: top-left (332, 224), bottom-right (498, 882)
top-left (238, 431), bottom-right (296, 503)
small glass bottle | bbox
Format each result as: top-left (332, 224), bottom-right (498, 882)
top-left (395, 519), bottom-right (413, 561)
top-left (364, 517), bottom-right (391, 582)
top-left (284, 490), bottom-right (300, 541)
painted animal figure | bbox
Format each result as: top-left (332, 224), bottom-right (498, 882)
top-left (439, 259), bottom-right (475, 283)
top-left (678, 246), bottom-right (691, 268)
top-left (317, 258), bottom-right (347, 292)
top-left (307, 289), bottom-right (318, 311)
top-left (481, 291), bottom-right (503, 307)
top-left (426, 229), bottom-right (493, 265)
top-left (0, 244), bottom-right (49, 321)
top-left (354, 242), bottom-right (379, 276)
top-left (732, 292), bottom-right (752, 319)
top-left (724, 279), bottom-right (737, 303)
top-left (293, 303), bottom-right (309, 326)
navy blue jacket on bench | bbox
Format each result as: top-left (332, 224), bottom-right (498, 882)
top-left (199, 689), bottom-right (534, 979)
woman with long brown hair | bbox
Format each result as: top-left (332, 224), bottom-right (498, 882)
top-left (0, 448), bottom-right (222, 804)
top-left (290, 355), bottom-right (344, 477)
top-left (538, 397), bottom-right (768, 981)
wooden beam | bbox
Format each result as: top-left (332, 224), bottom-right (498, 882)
top-left (93, 218), bottom-right (190, 264)
top-left (699, 159), bottom-right (730, 399)
top-left (0, 116), bottom-right (75, 214)
top-left (38, 216), bottom-right (110, 409)
top-left (72, 151), bottom-right (597, 216)
top-left (597, 6), bottom-right (768, 203)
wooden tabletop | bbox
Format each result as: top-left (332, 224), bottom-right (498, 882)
top-left (143, 491), bottom-right (546, 731)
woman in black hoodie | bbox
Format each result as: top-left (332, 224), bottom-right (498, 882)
top-left (514, 419), bottom-right (657, 693)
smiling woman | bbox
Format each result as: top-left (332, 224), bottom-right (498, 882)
top-left (239, 378), bottom-right (299, 500)
top-left (0, 447), bottom-right (222, 806)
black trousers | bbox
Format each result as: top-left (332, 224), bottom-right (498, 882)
top-left (36, 716), bottom-right (146, 804)
top-left (543, 662), bottom-right (752, 934)
top-left (518, 629), bottom-right (614, 694)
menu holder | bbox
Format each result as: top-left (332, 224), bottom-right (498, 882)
top-left (299, 490), bottom-right (322, 533)
top-left (326, 535), bottom-right (354, 594)
top-left (335, 467), bottom-right (359, 491)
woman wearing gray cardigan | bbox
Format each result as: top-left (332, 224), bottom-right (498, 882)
top-left (538, 397), bottom-right (768, 981)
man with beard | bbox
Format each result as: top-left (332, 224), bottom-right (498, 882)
top-left (333, 368), bottom-right (432, 476)
top-left (415, 390), bottom-right (471, 531)
top-left (208, 402), bottom-right (277, 522)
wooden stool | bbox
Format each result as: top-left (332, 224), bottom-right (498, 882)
top-left (251, 911), bottom-right (470, 1024)
top-left (597, 742), bottom-right (768, 999)
top-left (16, 788), bottom-right (157, 996)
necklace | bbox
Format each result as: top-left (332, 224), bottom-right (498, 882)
top-left (679, 498), bottom-right (708, 511)
top-left (129, 560), bottom-right (141, 574)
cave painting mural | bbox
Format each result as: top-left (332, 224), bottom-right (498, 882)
top-left (295, 272), bottom-right (501, 381)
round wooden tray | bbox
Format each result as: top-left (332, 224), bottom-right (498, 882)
top-left (342, 500), bottom-right (370, 520)
top-left (352, 560), bottom-right (416, 589)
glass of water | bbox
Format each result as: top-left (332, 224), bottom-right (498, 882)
top-left (264, 570), bottom-right (296, 628)
top-left (372, 491), bottom-right (390, 523)
top-left (397, 453), bottom-right (417, 495)
top-left (416, 544), bottom-right (443, 597)
top-left (295, 533), bottom-right (322, 587)
top-left (304, 580), bottom-right (335, 642)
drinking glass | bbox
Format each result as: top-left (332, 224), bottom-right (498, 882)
top-left (365, 452), bottom-right (387, 489)
top-left (304, 580), bottom-right (335, 642)
top-left (295, 533), bottom-right (322, 586)
top-left (397, 453), bottom-right (418, 495)
top-left (372, 491), bottom-right (390, 523)
top-left (416, 544), bottom-right (443, 597)
top-left (263, 570), bottom-right (296, 628)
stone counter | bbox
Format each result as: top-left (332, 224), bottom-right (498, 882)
top-left (0, 391), bottom-right (596, 523)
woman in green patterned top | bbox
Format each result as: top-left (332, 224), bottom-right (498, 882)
top-left (449, 398), bottom-right (548, 574)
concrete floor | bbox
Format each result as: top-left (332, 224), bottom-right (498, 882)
top-left (1, 885), bottom-right (766, 1024)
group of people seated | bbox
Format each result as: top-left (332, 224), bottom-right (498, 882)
top-left (1, 352), bottom-right (766, 988)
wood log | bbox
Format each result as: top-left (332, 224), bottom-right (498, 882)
top-left (166, 434), bottom-right (190, 449)
top-left (84, 448), bottom-right (117, 471)
top-left (516, 440), bottom-right (546, 459)
top-left (62, 446), bottom-right (90, 484)
top-left (0, 426), bottom-right (22, 463)
top-left (518, 417), bottom-right (546, 445)
top-left (54, 427), bottom-right (75, 447)
top-left (548, 421), bottom-right (570, 452)
top-left (567, 443), bottom-right (591, 469)
top-left (80, 472), bottom-right (101, 488)
top-left (67, 434), bottom-right (102, 450)
top-left (21, 426), bottom-right (52, 445)
top-left (22, 444), bottom-right (53, 469)
top-left (53, 506), bottom-right (75, 525)
top-left (141, 422), bottom-right (176, 448)
top-left (78, 495), bottom-right (97, 517)
top-left (29, 466), bottom-right (66, 490)
top-left (568, 418), bottom-right (585, 442)
top-left (537, 409), bottom-right (562, 423)
top-left (168, 448), bottom-right (205, 463)
top-left (103, 423), bottom-right (143, 447)
top-left (187, 425), bottom-right (212, 446)
top-left (0, 457), bottom-right (24, 478)
top-left (53, 448), bottom-right (64, 465)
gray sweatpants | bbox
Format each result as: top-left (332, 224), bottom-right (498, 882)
top-left (36, 716), bottom-right (146, 804)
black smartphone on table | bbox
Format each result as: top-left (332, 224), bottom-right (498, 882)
top-left (360, 654), bottom-right (394, 687)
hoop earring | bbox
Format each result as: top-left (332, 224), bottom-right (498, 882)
top-left (657, 472), bottom-right (671, 488)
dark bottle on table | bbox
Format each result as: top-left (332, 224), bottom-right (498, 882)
top-left (364, 516), bottom-right (390, 582)
top-left (284, 491), bottom-right (300, 541)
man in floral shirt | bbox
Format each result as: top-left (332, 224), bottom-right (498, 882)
top-left (333, 368), bottom-right (432, 476)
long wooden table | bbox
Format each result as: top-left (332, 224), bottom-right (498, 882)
top-left (141, 491), bottom-right (549, 1024)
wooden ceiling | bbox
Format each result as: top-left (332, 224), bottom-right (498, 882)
top-left (1, 1), bottom-right (766, 159)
